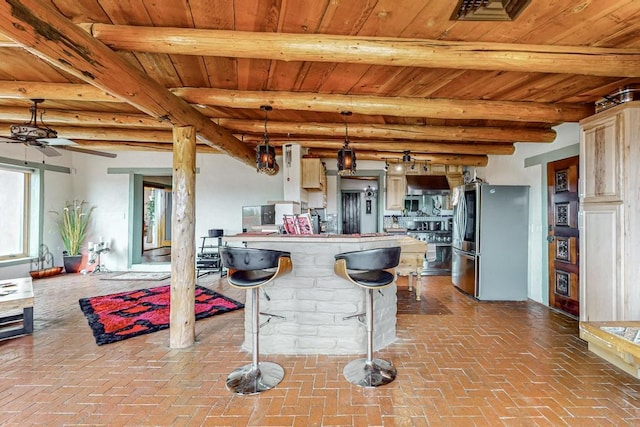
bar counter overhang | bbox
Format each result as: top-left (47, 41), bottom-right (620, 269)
top-left (222, 233), bottom-right (401, 355)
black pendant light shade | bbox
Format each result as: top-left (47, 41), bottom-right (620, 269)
top-left (256, 105), bottom-right (277, 175)
top-left (256, 143), bottom-right (276, 174)
top-left (337, 111), bottom-right (356, 176)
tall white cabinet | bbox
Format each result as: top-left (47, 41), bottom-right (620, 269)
top-left (579, 102), bottom-right (640, 321)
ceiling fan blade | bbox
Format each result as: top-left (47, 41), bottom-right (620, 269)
top-left (33, 145), bottom-right (62, 157)
top-left (37, 137), bottom-right (76, 146)
top-left (61, 145), bottom-right (117, 158)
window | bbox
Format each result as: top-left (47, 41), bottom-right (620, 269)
top-left (0, 166), bottom-right (31, 260)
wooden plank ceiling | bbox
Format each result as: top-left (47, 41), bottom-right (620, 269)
top-left (0, 0), bottom-right (639, 167)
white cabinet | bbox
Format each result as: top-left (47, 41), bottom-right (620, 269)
top-left (581, 114), bottom-right (621, 203)
top-left (579, 102), bottom-right (640, 321)
top-left (579, 203), bottom-right (621, 321)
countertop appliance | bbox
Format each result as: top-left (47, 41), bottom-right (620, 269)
top-left (242, 204), bottom-right (276, 230)
top-left (451, 183), bottom-right (529, 300)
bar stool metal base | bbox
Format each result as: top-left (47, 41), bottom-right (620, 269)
top-left (343, 358), bottom-right (397, 387)
top-left (225, 362), bottom-right (285, 395)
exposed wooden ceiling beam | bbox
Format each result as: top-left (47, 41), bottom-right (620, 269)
top-left (218, 119), bottom-right (555, 143)
top-left (0, 0), bottom-right (256, 167)
top-left (265, 139), bottom-right (515, 155)
top-left (73, 24), bottom-right (640, 78)
top-left (173, 88), bottom-right (591, 124)
top-left (1, 119), bottom-right (510, 155)
top-left (0, 81), bottom-right (591, 123)
top-left (0, 107), bottom-right (550, 144)
top-left (0, 81), bottom-right (120, 102)
top-left (0, 106), bottom-right (169, 129)
top-left (70, 139), bottom-right (221, 153)
top-left (73, 138), bottom-right (486, 166)
top-left (306, 148), bottom-right (488, 166)
top-left (63, 134), bottom-right (509, 156)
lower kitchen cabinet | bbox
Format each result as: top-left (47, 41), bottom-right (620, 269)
top-left (579, 203), bottom-right (622, 321)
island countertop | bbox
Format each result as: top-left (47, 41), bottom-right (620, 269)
top-left (223, 232), bottom-right (401, 243)
top-left (222, 233), bottom-right (402, 355)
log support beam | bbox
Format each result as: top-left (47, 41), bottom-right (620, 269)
top-left (0, 81), bottom-right (591, 124)
top-left (306, 148), bottom-right (488, 167)
top-left (79, 24), bottom-right (640, 78)
top-left (170, 125), bottom-right (197, 349)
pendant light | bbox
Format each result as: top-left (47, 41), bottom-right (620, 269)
top-left (256, 105), bottom-right (277, 175)
top-left (337, 111), bottom-right (356, 176)
top-left (402, 150), bottom-right (411, 163)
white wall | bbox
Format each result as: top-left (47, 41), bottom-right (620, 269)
top-left (476, 123), bottom-right (580, 304)
top-left (77, 151), bottom-right (284, 270)
top-left (0, 146), bottom-right (284, 275)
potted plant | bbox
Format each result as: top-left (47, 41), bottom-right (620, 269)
top-left (51, 200), bottom-right (95, 273)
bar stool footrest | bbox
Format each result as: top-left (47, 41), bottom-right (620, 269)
top-left (226, 362), bottom-right (285, 395)
top-left (343, 358), bottom-right (397, 388)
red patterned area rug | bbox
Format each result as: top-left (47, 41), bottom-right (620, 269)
top-left (79, 285), bottom-right (243, 345)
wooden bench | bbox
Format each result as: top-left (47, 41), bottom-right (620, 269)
top-left (579, 321), bottom-right (640, 379)
top-left (0, 277), bottom-right (34, 340)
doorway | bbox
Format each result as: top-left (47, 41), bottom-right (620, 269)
top-left (342, 192), bottom-right (361, 234)
top-left (547, 156), bottom-right (580, 317)
top-left (140, 177), bottom-right (172, 264)
top-left (339, 176), bottom-right (380, 234)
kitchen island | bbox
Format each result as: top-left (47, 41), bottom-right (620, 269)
top-left (222, 233), bottom-right (400, 355)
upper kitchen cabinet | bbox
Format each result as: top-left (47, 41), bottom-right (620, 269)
top-left (302, 158), bottom-right (327, 208)
top-left (302, 158), bottom-right (326, 190)
top-left (386, 174), bottom-right (406, 210)
top-left (580, 112), bottom-right (622, 203)
top-left (579, 102), bottom-right (640, 322)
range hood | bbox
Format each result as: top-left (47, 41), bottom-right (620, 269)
top-left (406, 175), bottom-right (451, 195)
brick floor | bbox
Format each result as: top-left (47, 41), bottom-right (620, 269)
top-left (0, 273), bottom-right (638, 426)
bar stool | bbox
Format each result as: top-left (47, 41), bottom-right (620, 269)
top-left (334, 246), bottom-right (401, 387)
top-left (220, 247), bottom-right (292, 395)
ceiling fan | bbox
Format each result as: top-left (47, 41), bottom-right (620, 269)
top-left (0, 99), bottom-right (117, 158)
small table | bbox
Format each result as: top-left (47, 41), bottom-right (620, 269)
top-left (397, 236), bottom-right (427, 301)
top-left (0, 277), bottom-right (34, 340)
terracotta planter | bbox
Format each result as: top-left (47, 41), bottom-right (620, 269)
top-left (63, 255), bottom-right (83, 273)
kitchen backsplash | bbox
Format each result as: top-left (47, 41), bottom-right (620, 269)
top-left (383, 214), bottom-right (452, 229)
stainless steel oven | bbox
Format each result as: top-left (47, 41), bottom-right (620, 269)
top-left (406, 231), bottom-right (452, 275)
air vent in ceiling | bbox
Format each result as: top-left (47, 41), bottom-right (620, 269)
top-left (452, 0), bottom-right (531, 21)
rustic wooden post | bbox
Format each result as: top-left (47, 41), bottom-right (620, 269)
top-left (170, 125), bottom-right (197, 348)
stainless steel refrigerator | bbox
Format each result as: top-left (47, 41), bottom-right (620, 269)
top-left (451, 183), bottom-right (529, 300)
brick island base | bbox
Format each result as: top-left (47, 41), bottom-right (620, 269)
top-left (223, 234), bottom-right (401, 355)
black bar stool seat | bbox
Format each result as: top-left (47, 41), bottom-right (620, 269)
top-left (334, 246), bottom-right (401, 388)
top-left (221, 247), bottom-right (292, 395)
